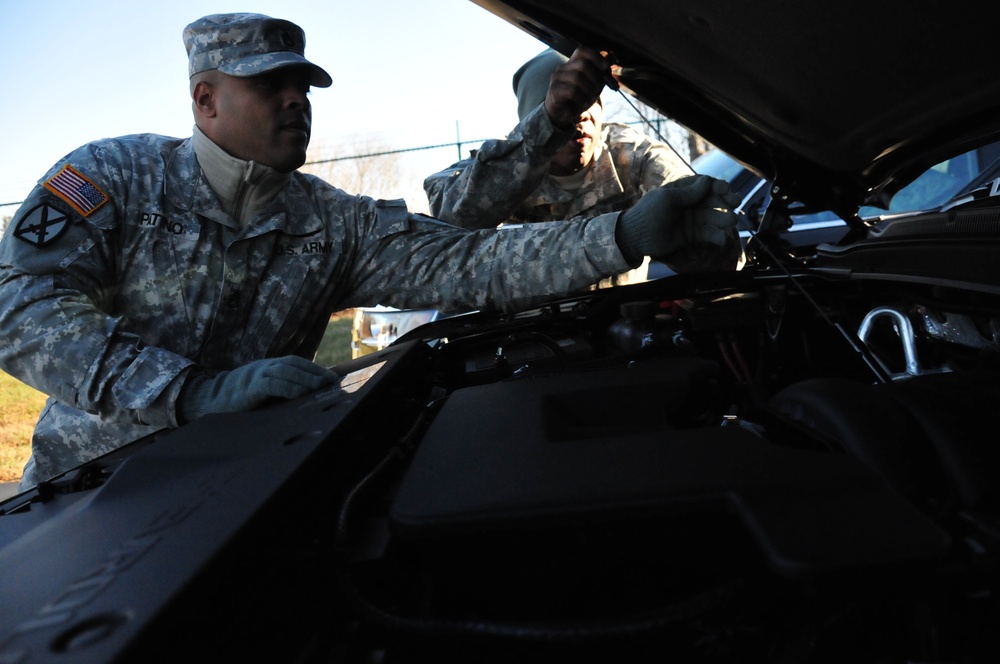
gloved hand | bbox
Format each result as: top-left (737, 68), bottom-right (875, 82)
top-left (178, 355), bottom-right (340, 423)
top-left (615, 175), bottom-right (741, 265)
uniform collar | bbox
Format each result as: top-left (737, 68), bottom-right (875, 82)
top-left (526, 130), bottom-right (623, 210)
top-left (165, 135), bottom-right (324, 237)
top-left (191, 126), bottom-right (289, 225)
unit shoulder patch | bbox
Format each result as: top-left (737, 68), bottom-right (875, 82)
top-left (12, 204), bottom-right (70, 247)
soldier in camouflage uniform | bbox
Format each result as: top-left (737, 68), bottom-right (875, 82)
top-left (424, 48), bottom-right (743, 281)
top-left (0, 14), bottom-right (739, 490)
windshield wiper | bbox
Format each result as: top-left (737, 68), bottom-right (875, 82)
top-left (940, 175), bottom-right (1000, 212)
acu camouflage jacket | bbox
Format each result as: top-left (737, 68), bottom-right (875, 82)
top-left (423, 104), bottom-right (694, 229)
top-left (0, 133), bottom-right (629, 487)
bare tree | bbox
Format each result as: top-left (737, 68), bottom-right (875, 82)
top-left (602, 93), bottom-right (710, 166)
top-left (301, 134), bottom-right (437, 214)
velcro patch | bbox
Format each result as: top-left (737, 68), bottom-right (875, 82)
top-left (42, 164), bottom-right (109, 217)
top-left (12, 204), bottom-right (70, 247)
top-left (374, 198), bottom-right (410, 238)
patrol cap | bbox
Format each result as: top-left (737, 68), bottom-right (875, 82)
top-left (183, 13), bottom-right (333, 88)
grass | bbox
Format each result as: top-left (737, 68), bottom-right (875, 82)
top-left (0, 373), bottom-right (47, 482)
top-left (315, 312), bottom-right (355, 367)
top-left (0, 312), bottom-right (355, 483)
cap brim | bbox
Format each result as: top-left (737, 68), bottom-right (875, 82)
top-left (219, 52), bottom-right (333, 88)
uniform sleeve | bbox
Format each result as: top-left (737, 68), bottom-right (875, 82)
top-left (631, 130), bottom-right (695, 194)
top-left (0, 145), bottom-right (193, 430)
top-left (340, 198), bottom-right (631, 315)
top-left (422, 104), bottom-right (575, 229)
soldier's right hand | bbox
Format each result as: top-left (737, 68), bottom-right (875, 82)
top-left (178, 355), bottom-right (340, 423)
top-left (614, 175), bottom-right (741, 265)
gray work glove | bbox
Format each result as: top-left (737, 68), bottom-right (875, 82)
top-left (178, 356), bottom-right (340, 423)
top-left (615, 175), bottom-right (741, 265)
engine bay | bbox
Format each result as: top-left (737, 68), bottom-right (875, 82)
top-left (331, 271), bottom-right (1000, 662)
top-left (195, 266), bottom-right (1000, 660)
top-left (4, 255), bottom-right (1000, 662)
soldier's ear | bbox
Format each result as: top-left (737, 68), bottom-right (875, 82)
top-left (192, 80), bottom-right (218, 119)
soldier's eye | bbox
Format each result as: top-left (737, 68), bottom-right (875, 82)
top-left (255, 76), bottom-right (279, 92)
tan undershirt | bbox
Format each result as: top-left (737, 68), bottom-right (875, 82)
top-left (192, 125), bottom-right (290, 225)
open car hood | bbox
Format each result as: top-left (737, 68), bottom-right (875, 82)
top-left (471, 0), bottom-right (1000, 217)
top-left (6, 4), bottom-right (1000, 663)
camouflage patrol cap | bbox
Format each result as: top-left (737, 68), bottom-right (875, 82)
top-left (183, 13), bottom-right (332, 88)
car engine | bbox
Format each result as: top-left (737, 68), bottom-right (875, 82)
top-left (3, 224), bottom-right (1000, 663)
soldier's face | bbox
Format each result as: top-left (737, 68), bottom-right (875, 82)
top-left (210, 69), bottom-right (314, 172)
top-left (550, 100), bottom-right (603, 176)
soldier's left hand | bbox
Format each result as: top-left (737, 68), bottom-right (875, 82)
top-left (544, 47), bottom-right (614, 128)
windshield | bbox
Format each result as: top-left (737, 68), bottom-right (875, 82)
top-left (694, 141), bottom-right (1000, 228)
top-left (691, 149), bottom-right (748, 183)
top-left (869, 148), bottom-right (988, 216)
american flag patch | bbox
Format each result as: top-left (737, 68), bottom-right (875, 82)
top-left (42, 164), bottom-right (109, 217)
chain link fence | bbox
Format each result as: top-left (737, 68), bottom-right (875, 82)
top-left (299, 135), bottom-right (485, 216)
top-left (299, 100), bottom-right (705, 216)
top-left (0, 137), bottom-right (483, 228)
top-left (1, 104), bottom-right (705, 230)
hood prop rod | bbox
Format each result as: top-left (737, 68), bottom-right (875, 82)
top-left (748, 227), bottom-right (891, 385)
top-left (607, 59), bottom-right (889, 384)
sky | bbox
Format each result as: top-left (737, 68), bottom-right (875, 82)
top-left (0, 0), bottom-right (551, 215)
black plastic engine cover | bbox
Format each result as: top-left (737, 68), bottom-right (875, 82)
top-left (390, 355), bottom-right (951, 577)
